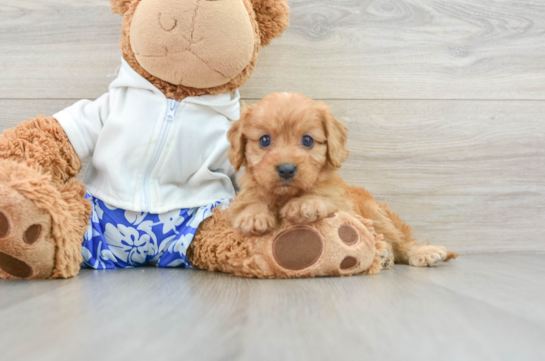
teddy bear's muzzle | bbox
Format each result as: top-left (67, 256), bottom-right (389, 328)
top-left (129, 0), bottom-right (255, 88)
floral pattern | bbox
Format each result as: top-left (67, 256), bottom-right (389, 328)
top-left (82, 192), bottom-right (230, 269)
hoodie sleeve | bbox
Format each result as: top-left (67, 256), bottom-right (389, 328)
top-left (53, 93), bottom-right (110, 160)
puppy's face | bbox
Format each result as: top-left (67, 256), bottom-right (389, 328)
top-left (228, 93), bottom-right (349, 196)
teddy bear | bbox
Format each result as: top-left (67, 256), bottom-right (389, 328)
top-left (0, 0), bottom-right (389, 280)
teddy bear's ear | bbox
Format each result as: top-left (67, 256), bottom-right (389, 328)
top-left (251, 0), bottom-right (290, 47)
top-left (110, 0), bottom-right (133, 15)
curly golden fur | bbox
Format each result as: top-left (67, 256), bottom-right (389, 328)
top-left (227, 93), bottom-right (459, 267)
top-left (227, 93), bottom-right (353, 234)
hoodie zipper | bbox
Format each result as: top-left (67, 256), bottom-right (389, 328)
top-left (141, 98), bottom-right (180, 212)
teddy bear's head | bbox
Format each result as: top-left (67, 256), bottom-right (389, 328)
top-left (110, 0), bottom-right (289, 99)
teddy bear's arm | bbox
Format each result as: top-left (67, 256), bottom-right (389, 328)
top-left (0, 115), bottom-right (81, 186)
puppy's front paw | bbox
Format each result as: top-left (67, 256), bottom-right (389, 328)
top-left (234, 211), bottom-right (276, 236)
top-left (281, 197), bottom-right (329, 224)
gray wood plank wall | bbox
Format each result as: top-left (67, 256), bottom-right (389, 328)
top-left (0, 0), bottom-right (544, 254)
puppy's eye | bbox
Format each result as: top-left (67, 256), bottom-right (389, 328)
top-left (259, 135), bottom-right (271, 148)
top-left (302, 135), bottom-right (314, 148)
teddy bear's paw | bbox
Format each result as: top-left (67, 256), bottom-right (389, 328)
top-left (234, 211), bottom-right (276, 236)
top-left (272, 224), bottom-right (361, 272)
top-left (408, 245), bottom-right (448, 267)
top-left (270, 213), bottom-right (378, 277)
top-left (0, 184), bottom-right (55, 279)
top-left (280, 197), bottom-right (329, 225)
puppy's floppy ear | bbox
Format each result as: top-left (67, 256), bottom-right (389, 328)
top-left (319, 103), bottom-right (349, 168)
top-left (251, 0), bottom-right (290, 47)
top-left (227, 104), bottom-right (252, 171)
top-left (110, 0), bottom-right (132, 15)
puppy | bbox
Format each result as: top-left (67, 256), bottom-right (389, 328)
top-left (227, 92), bottom-right (458, 267)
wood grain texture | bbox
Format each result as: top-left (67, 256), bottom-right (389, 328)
top-left (1, 99), bottom-right (544, 253)
top-left (0, 254), bottom-right (544, 361)
top-left (1, 0), bottom-right (545, 100)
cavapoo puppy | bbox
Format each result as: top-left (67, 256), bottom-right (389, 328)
top-left (227, 92), bottom-right (458, 267)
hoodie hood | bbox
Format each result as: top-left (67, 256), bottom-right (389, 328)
top-left (110, 58), bottom-right (241, 121)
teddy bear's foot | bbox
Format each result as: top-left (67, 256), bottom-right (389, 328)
top-left (190, 210), bottom-right (385, 278)
top-left (0, 183), bottom-right (56, 279)
top-left (271, 218), bottom-right (374, 277)
top-left (271, 212), bottom-right (391, 277)
top-left (0, 160), bottom-right (89, 280)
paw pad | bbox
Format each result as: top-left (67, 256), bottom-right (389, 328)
top-left (268, 212), bottom-right (377, 276)
top-left (273, 227), bottom-right (323, 270)
top-left (23, 225), bottom-right (42, 245)
top-left (0, 181), bottom-right (57, 279)
top-left (0, 211), bottom-right (9, 238)
top-left (338, 224), bottom-right (359, 245)
top-left (0, 251), bottom-right (32, 278)
top-left (0, 212), bottom-right (42, 278)
top-left (340, 256), bottom-right (357, 270)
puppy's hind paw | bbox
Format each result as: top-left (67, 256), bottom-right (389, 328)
top-left (408, 245), bottom-right (448, 267)
top-left (378, 249), bottom-right (394, 270)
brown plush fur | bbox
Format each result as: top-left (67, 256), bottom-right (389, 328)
top-left (0, 116), bottom-right (82, 187)
top-left (227, 93), bottom-right (459, 267)
top-left (113, 0), bottom-right (289, 100)
top-left (0, 160), bottom-right (91, 279)
top-left (250, 0), bottom-right (290, 46)
top-left (0, 116), bottom-right (90, 278)
top-left (189, 209), bottom-right (386, 278)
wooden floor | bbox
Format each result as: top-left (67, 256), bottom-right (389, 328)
top-left (0, 254), bottom-right (544, 361)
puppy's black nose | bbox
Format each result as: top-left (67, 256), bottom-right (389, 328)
top-left (277, 163), bottom-right (297, 180)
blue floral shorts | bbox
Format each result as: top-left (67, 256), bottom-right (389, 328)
top-left (81, 192), bottom-right (230, 269)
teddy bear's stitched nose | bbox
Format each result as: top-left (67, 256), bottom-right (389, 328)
top-left (277, 163), bottom-right (297, 180)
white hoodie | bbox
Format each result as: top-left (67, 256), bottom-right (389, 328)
top-left (54, 59), bottom-right (238, 214)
